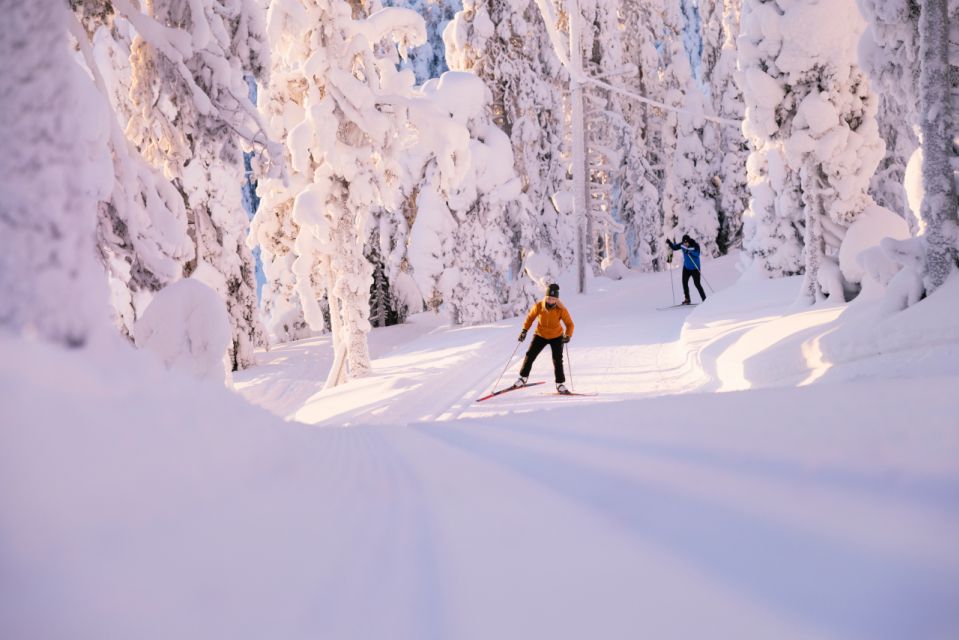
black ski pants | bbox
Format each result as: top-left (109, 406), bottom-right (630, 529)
top-left (519, 334), bottom-right (566, 383)
top-left (682, 267), bottom-right (707, 302)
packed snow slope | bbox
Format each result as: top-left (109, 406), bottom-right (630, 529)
top-left (4, 255), bottom-right (959, 640)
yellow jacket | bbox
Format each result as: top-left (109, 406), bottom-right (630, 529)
top-left (523, 299), bottom-right (574, 340)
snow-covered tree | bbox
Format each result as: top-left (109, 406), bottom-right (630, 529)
top-left (404, 72), bottom-right (526, 324)
top-left (386, 0), bottom-right (460, 82)
top-left (67, 14), bottom-right (195, 341)
top-left (739, 0), bottom-right (807, 277)
top-left (917, 0), bottom-right (959, 291)
top-left (661, 1), bottom-right (720, 257)
top-left (856, 0), bottom-right (957, 300)
top-left (857, 0), bottom-right (921, 220)
top-left (248, 199), bottom-right (313, 342)
top-left (444, 0), bottom-right (569, 284)
top-left (771, 1), bottom-right (885, 302)
top-left (577, 0), bottom-right (632, 276)
top-left (258, 0), bottom-right (425, 388)
top-left (618, 132), bottom-right (662, 270)
top-left (699, 0), bottom-right (723, 82)
top-left (662, 80), bottom-right (721, 256)
top-left (619, 0), bottom-right (668, 271)
top-left (115, 0), bottom-right (277, 370)
top-left (862, 2), bottom-right (921, 209)
top-left (701, 0), bottom-right (748, 252)
top-left (0, 0), bottom-right (113, 347)
top-left (741, 0), bottom-right (884, 299)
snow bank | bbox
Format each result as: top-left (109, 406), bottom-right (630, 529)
top-left (839, 204), bottom-right (911, 285)
top-left (681, 264), bottom-right (959, 390)
top-left (134, 278), bottom-right (231, 384)
top-left (0, 335), bottom-right (301, 639)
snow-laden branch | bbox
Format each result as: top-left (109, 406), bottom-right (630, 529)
top-left (531, 0), bottom-right (575, 73)
top-left (582, 75), bottom-right (742, 128)
top-left (527, 0), bottom-right (741, 129)
top-left (349, 7), bottom-right (427, 57)
top-left (112, 0), bottom-right (193, 61)
top-left (112, 0), bottom-right (284, 179)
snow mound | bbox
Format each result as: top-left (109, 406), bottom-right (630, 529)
top-left (134, 278), bottom-right (231, 383)
top-left (839, 204), bottom-right (910, 285)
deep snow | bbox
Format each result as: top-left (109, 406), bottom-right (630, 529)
top-left (3, 255), bottom-right (958, 639)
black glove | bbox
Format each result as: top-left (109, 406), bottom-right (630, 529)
top-left (562, 335), bottom-right (571, 344)
top-left (518, 329), bottom-right (527, 342)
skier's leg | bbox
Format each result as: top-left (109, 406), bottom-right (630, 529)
top-left (681, 268), bottom-right (692, 302)
top-left (692, 270), bottom-right (707, 301)
top-left (548, 337), bottom-right (565, 384)
top-left (519, 335), bottom-right (548, 378)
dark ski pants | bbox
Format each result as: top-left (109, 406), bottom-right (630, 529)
top-left (519, 334), bottom-right (566, 383)
top-left (682, 267), bottom-right (707, 302)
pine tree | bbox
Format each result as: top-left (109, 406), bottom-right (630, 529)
top-left (739, 0), bottom-right (806, 277)
top-left (702, 0), bottom-right (748, 252)
top-left (858, 0), bottom-right (919, 222)
top-left (776, 1), bottom-right (884, 303)
top-left (444, 0), bottom-right (568, 287)
top-left (661, 0), bottom-right (719, 257)
top-left (577, 0), bottom-right (632, 276)
top-left (0, 0), bottom-right (113, 347)
top-left (619, 0), bottom-right (667, 271)
top-left (663, 78), bottom-right (721, 257)
top-left (856, 0), bottom-right (921, 221)
top-left (404, 72), bottom-right (526, 324)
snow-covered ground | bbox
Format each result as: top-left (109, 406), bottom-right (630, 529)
top-left (4, 256), bottom-right (959, 639)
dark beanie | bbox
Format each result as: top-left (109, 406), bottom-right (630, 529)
top-left (547, 283), bottom-right (560, 297)
top-left (682, 234), bottom-right (692, 243)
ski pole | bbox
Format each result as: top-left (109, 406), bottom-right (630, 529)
top-left (692, 259), bottom-right (715, 293)
top-left (669, 259), bottom-right (676, 305)
top-left (565, 341), bottom-right (574, 392)
top-left (491, 339), bottom-right (522, 393)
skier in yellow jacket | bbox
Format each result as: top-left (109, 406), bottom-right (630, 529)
top-left (516, 283), bottom-right (575, 393)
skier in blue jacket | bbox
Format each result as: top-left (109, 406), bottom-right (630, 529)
top-left (668, 235), bottom-right (707, 305)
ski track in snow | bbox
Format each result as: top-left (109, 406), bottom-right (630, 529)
top-left (227, 259), bottom-right (959, 639)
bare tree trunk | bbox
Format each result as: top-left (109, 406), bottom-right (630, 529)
top-left (323, 255), bottom-right (347, 390)
top-left (800, 158), bottom-right (826, 304)
top-left (919, 0), bottom-right (958, 292)
top-left (569, 0), bottom-right (590, 294)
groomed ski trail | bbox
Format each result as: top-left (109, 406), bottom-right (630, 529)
top-left (236, 264), bottom-right (716, 427)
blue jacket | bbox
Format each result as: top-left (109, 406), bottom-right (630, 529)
top-left (668, 240), bottom-right (701, 271)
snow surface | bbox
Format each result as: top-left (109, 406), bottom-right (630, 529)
top-left (4, 255), bottom-right (959, 639)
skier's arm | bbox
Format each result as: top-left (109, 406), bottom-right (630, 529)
top-left (561, 307), bottom-right (574, 338)
top-left (523, 302), bottom-right (540, 331)
top-left (667, 240), bottom-right (680, 251)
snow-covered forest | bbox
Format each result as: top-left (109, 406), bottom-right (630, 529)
top-left (2, 0), bottom-right (958, 637)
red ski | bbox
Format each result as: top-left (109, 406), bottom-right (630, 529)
top-left (476, 381), bottom-right (545, 402)
top-left (546, 391), bottom-right (597, 397)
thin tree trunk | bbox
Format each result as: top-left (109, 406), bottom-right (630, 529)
top-left (800, 158), bottom-right (827, 304)
top-left (323, 255), bottom-right (347, 390)
top-left (919, 0), bottom-right (958, 292)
